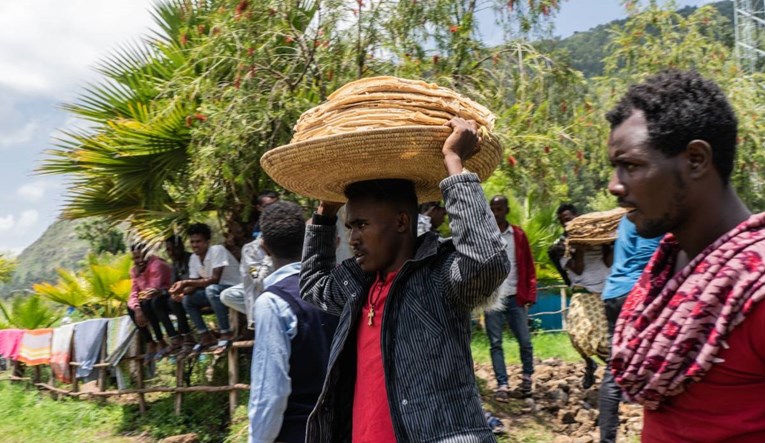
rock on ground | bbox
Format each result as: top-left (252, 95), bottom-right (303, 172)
top-left (478, 359), bottom-right (643, 441)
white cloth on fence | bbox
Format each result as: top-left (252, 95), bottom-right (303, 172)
top-left (73, 319), bottom-right (108, 380)
top-left (105, 316), bottom-right (137, 390)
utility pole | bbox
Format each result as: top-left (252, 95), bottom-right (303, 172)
top-left (734, 0), bottom-right (765, 72)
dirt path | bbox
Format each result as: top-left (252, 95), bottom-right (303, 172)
top-left (477, 358), bottom-right (643, 442)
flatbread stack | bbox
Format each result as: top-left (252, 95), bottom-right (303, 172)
top-left (565, 207), bottom-right (628, 246)
top-left (260, 76), bottom-right (503, 202)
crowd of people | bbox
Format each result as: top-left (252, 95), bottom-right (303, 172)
top-left (125, 70), bottom-right (765, 442)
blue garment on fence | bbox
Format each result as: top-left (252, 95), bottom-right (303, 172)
top-left (73, 319), bottom-right (109, 380)
top-left (601, 217), bottom-right (662, 300)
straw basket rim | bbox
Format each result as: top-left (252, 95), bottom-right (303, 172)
top-left (260, 125), bottom-right (502, 202)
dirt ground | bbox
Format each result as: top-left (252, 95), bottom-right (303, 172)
top-left (476, 358), bottom-right (643, 443)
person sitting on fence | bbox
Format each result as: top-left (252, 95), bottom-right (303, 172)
top-left (161, 235), bottom-right (196, 357)
top-left (248, 200), bottom-right (338, 443)
top-left (484, 195), bottom-right (537, 401)
top-left (221, 190), bottom-right (279, 324)
top-left (555, 207), bottom-right (613, 389)
top-left (169, 223), bottom-right (242, 355)
top-left (127, 244), bottom-right (176, 362)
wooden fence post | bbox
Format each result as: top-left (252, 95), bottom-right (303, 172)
top-left (228, 308), bottom-right (240, 417)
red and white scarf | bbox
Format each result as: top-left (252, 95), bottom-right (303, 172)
top-left (611, 212), bottom-right (765, 410)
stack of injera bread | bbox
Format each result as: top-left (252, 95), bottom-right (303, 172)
top-left (291, 76), bottom-right (496, 142)
top-left (260, 76), bottom-right (503, 202)
top-left (565, 207), bottom-right (628, 247)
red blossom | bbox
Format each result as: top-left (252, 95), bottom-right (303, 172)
top-left (180, 33), bottom-right (188, 46)
top-left (449, 25), bottom-right (459, 33)
top-left (285, 36), bottom-right (295, 44)
top-left (235, 0), bottom-right (249, 18)
top-left (507, 155), bottom-right (517, 167)
top-left (194, 113), bottom-right (208, 122)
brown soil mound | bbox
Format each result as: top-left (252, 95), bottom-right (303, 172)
top-left (476, 359), bottom-right (643, 442)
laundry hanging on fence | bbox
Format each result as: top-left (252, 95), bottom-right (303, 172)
top-left (17, 328), bottom-right (54, 366)
top-left (0, 329), bottom-right (24, 360)
top-left (73, 319), bottom-right (108, 380)
top-left (105, 316), bottom-right (137, 390)
top-left (50, 324), bottom-right (75, 383)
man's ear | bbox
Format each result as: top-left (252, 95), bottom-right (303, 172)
top-left (685, 139), bottom-right (713, 179)
top-left (261, 242), bottom-right (273, 257)
top-left (397, 212), bottom-right (411, 234)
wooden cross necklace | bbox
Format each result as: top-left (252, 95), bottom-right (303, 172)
top-left (367, 279), bottom-right (385, 326)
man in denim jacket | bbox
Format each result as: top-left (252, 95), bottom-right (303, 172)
top-left (301, 118), bottom-right (511, 442)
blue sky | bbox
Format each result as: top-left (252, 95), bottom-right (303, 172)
top-left (0, 0), bottom-right (714, 255)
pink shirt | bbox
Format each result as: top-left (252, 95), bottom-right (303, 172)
top-left (128, 255), bottom-right (173, 310)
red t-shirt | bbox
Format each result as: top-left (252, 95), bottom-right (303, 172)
top-left (352, 272), bottom-right (397, 443)
top-left (642, 300), bottom-right (765, 442)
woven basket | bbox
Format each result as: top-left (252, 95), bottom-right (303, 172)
top-left (565, 207), bottom-right (628, 246)
top-left (261, 125), bottom-right (502, 202)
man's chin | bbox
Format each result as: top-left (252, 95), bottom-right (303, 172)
top-left (634, 218), bottom-right (670, 239)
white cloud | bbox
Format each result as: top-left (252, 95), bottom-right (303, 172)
top-left (0, 215), bottom-right (14, 231)
top-left (0, 1), bottom-right (156, 97)
top-left (16, 210), bottom-right (39, 232)
top-left (0, 121), bottom-right (38, 149)
top-left (16, 181), bottom-right (47, 201)
top-left (0, 210), bottom-right (40, 235)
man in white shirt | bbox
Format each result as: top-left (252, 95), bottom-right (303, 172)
top-left (169, 223), bottom-right (242, 354)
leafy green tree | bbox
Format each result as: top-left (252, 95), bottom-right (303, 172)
top-left (34, 253), bottom-right (133, 318)
top-left (39, 0), bottom-right (565, 246)
top-left (0, 255), bottom-right (16, 284)
top-left (566, 2), bottom-right (765, 211)
top-left (0, 294), bottom-right (61, 329)
top-left (75, 218), bottom-right (126, 255)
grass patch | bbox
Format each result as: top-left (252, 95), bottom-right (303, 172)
top-left (0, 331), bottom-right (582, 442)
top-left (471, 329), bottom-right (581, 366)
top-left (0, 381), bottom-right (130, 443)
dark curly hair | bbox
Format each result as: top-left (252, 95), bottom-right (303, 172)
top-left (260, 201), bottom-right (305, 260)
top-left (345, 179), bottom-right (418, 236)
top-left (606, 70), bottom-right (738, 184)
top-left (187, 223), bottom-right (212, 240)
top-left (556, 202), bottom-right (577, 216)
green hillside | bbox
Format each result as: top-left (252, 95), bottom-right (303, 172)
top-left (2, 219), bottom-right (91, 295)
top-left (547, 0), bottom-right (734, 77)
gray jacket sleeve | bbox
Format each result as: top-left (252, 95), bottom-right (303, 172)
top-left (300, 223), bottom-right (349, 316)
top-left (440, 173), bottom-right (511, 311)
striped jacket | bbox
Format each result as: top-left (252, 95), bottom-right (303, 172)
top-left (300, 173), bottom-right (511, 442)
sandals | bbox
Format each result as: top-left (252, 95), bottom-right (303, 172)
top-left (494, 385), bottom-right (510, 403)
top-left (212, 338), bottom-right (232, 356)
top-left (485, 412), bottom-right (506, 434)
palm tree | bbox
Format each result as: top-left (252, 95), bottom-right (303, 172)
top-left (39, 0), bottom-right (207, 240)
top-left (0, 292), bottom-right (61, 329)
top-left (34, 253), bottom-right (133, 318)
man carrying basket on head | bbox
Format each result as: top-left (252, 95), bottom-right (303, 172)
top-left (261, 77), bottom-right (510, 442)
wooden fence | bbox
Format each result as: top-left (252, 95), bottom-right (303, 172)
top-left (2, 309), bottom-right (252, 417)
